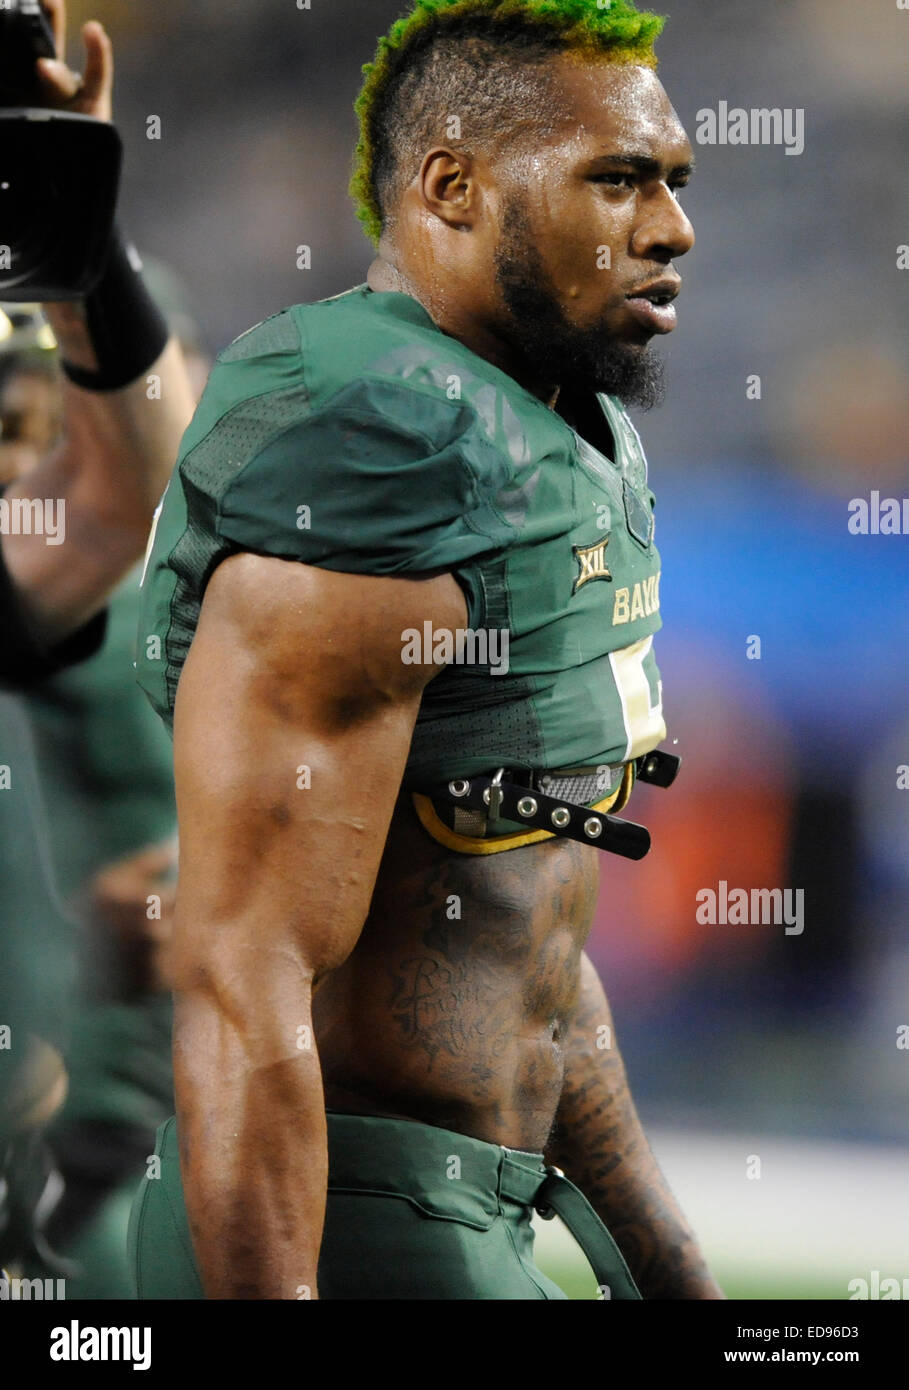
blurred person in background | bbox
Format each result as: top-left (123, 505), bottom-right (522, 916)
top-left (0, 0), bottom-right (195, 1278)
top-left (0, 276), bottom-right (208, 1298)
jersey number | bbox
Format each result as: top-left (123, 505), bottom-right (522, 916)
top-left (609, 635), bottom-right (666, 761)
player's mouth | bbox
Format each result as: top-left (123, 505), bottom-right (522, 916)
top-left (623, 277), bottom-right (681, 335)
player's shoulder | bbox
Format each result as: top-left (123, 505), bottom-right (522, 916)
top-left (175, 285), bottom-right (539, 517)
top-left (198, 284), bottom-right (545, 455)
top-left (207, 283), bottom-right (456, 403)
top-left (166, 287), bottom-right (525, 580)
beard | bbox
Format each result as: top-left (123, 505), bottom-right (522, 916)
top-left (493, 203), bottom-right (666, 411)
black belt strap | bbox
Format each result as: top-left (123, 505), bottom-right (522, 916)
top-left (429, 772), bottom-right (652, 860)
top-left (423, 750), bottom-right (681, 862)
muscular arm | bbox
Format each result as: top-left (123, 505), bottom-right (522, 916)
top-left (170, 552), bottom-right (467, 1299)
top-left (545, 952), bottom-right (723, 1299)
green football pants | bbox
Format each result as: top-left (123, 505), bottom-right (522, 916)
top-left (128, 1110), bottom-right (640, 1300)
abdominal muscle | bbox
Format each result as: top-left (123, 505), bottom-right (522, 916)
top-left (313, 791), bottom-right (601, 1151)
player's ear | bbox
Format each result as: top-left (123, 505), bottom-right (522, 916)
top-left (418, 148), bottom-right (478, 231)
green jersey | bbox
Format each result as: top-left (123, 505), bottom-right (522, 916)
top-left (137, 285), bottom-right (666, 785)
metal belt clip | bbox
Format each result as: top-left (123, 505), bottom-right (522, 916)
top-left (483, 767), bottom-right (506, 825)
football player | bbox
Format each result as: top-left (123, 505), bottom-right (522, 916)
top-left (132, 0), bottom-right (721, 1300)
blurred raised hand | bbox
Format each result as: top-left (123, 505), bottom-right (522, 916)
top-left (34, 0), bottom-right (113, 122)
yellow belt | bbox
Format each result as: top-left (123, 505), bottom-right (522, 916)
top-left (412, 763), bottom-right (636, 856)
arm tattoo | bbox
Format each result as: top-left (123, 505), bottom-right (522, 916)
top-left (546, 954), bottom-right (723, 1299)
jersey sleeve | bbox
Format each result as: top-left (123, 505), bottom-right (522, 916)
top-left (137, 306), bottom-right (531, 727)
top-left (216, 375), bottom-right (519, 575)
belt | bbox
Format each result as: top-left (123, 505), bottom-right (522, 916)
top-left (325, 1113), bottom-right (642, 1300)
top-left (500, 1154), bottom-right (641, 1300)
top-left (419, 749), bottom-right (681, 861)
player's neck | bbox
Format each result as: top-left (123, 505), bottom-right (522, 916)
top-left (366, 256), bottom-right (561, 410)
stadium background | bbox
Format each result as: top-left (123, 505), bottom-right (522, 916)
top-left (42, 0), bottom-right (909, 1298)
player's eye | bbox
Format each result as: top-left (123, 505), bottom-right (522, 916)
top-left (591, 171), bottom-right (636, 190)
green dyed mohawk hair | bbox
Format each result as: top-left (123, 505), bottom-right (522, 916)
top-left (351, 0), bottom-right (666, 244)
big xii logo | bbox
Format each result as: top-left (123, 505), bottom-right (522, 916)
top-left (573, 536), bottom-right (613, 594)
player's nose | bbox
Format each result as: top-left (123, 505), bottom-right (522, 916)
top-left (631, 186), bottom-right (695, 262)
